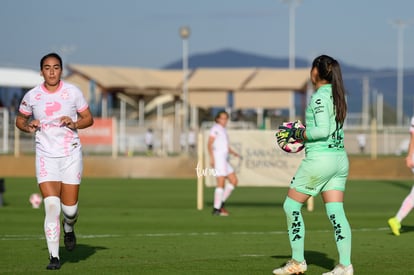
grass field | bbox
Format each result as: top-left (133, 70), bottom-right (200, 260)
top-left (1, 177), bottom-right (414, 274)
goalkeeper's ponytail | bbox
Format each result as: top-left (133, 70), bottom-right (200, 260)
top-left (312, 55), bottom-right (347, 126)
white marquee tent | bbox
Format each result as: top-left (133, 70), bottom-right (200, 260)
top-left (0, 67), bottom-right (43, 88)
top-left (0, 67), bottom-right (44, 154)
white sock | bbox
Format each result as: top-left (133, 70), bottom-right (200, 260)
top-left (61, 203), bottom-right (78, 233)
top-left (222, 183), bottom-right (235, 203)
top-left (43, 196), bottom-right (61, 258)
top-left (214, 187), bottom-right (224, 209)
top-left (396, 186), bottom-right (414, 222)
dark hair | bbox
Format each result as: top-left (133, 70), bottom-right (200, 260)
top-left (312, 55), bottom-right (347, 125)
top-left (214, 110), bottom-right (229, 122)
top-left (40, 52), bottom-right (63, 70)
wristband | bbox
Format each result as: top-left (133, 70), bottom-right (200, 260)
top-left (293, 128), bottom-right (305, 141)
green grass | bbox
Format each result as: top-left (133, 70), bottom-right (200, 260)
top-left (1, 177), bottom-right (414, 274)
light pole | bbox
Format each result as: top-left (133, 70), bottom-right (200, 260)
top-left (392, 19), bottom-right (407, 126)
top-left (282, 0), bottom-right (301, 69)
top-left (180, 26), bottom-right (190, 153)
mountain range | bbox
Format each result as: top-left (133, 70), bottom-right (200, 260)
top-left (163, 49), bottom-right (414, 124)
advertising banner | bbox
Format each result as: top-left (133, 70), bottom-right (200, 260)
top-left (78, 118), bottom-right (114, 145)
top-left (202, 130), bottom-right (304, 187)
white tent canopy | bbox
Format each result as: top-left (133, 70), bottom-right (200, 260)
top-left (0, 67), bottom-right (43, 88)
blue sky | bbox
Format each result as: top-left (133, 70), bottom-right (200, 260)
top-left (1, 0), bottom-right (414, 70)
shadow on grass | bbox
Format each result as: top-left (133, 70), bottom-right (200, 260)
top-left (383, 180), bottom-right (412, 191)
top-left (60, 244), bottom-right (108, 265)
top-left (271, 250), bottom-right (335, 270)
top-left (205, 201), bottom-right (283, 208)
top-left (400, 225), bottom-right (414, 235)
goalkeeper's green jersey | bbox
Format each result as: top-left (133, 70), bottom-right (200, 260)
top-left (305, 84), bottom-right (345, 154)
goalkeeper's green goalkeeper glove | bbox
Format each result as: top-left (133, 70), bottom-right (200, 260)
top-left (291, 127), bottom-right (305, 141)
top-left (275, 130), bottom-right (290, 149)
top-left (278, 121), bottom-right (306, 142)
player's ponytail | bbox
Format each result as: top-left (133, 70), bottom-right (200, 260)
top-left (312, 55), bottom-right (347, 126)
top-left (330, 59), bottom-right (347, 125)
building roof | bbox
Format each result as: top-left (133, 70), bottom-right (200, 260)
top-left (187, 68), bottom-right (257, 91)
top-left (243, 68), bottom-right (310, 91)
top-left (0, 67), bottom-right (43, 88)
top-left (68, 64), bottom-right (182, 94)
top-left (65, 64), bottom-right (310, 109)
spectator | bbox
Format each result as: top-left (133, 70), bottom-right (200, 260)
top-left (145, 128), bottom-right (154, 154)
top-left (188, 128), bottom-right (196, 155)
top-left (356, 133), bottom-right (366, 154)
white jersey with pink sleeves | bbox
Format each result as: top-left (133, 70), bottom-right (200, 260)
top-left (19, 81), bottom-right (89, 157)
top-left (209, 123), bottom-right (229, 154)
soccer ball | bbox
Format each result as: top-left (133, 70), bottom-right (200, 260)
top-left (276, 121), bottom-right (305, 153)
top-left (29, 193), bottom-right (42, 209)
top-left (279, 139), bottom-right (305, 153)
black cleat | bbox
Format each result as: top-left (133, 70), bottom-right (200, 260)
top-left (212, 208), bottom-right (228, 216)
top-left (63, 221), bottom-right (77, 251)
top-left (212, 208), bottom-right (221, 216)
top-left (46, 257), bottom-right (61, 270)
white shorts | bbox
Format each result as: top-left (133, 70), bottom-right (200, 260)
top-left (214, 153), bottom-right (234, 177)
top-left (36, 151), bottom-right (83, 184)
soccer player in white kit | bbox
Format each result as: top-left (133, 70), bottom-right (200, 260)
top-left (388, 116), bottom-right (414, 236)
top-left (15, 53), bottom-right (94, 270)
top-left (207, 111), bottom-right (241, 216)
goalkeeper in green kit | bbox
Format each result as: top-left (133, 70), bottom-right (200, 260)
top-left (273, 55), bottom-right (353, 275)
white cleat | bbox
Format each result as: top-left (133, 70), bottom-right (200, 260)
top-left (322, 264), bottom-right (354, 275)
top-left (273, 259), bottom-right (307, 275)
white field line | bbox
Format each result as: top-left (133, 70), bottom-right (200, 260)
top-left (0, 227), bottom-right (390, 241)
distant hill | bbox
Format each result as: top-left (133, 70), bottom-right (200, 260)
top-left (163, 48), bottom-right (372, 73)
top-left (163, 48), bottom-right (414, 123)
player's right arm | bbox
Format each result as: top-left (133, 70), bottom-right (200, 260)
top-left (207, 135), bottom-right (215, 167)
top-left (15, 112), bottom-right (39, 133)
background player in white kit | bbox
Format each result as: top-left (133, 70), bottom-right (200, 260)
top-left (388, 116), bottom-right (414, 236)
top-left (208, 111), bottom-right (241, 216)
top-left (16, 53), bottom-right (94, 270)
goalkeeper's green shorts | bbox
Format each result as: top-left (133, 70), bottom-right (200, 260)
top-left (290, 152), bottom-right (349, 197)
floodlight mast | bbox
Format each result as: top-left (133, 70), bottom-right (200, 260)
top-left (180, 26), bottom-right (190, 153)
top-left (391, 19), bottom-right (407, 126)
top-left (282, 0), bottom-right (302, 69)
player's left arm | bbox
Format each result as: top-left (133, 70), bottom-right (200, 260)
top-left (75, 107), bottom-right (94, 129)
top-left (60, 107), bottom-right (94, 130)
top-left (306, 96), bottom-right (331, 141)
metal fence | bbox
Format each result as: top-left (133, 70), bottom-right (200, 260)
top-left (0, 107), bottom-right (410, 156)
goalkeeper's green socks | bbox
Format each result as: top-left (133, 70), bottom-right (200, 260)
top-left (283, 197), bottom-right (305, 262)
top-left (325, 202), bottom-right (352, 266)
